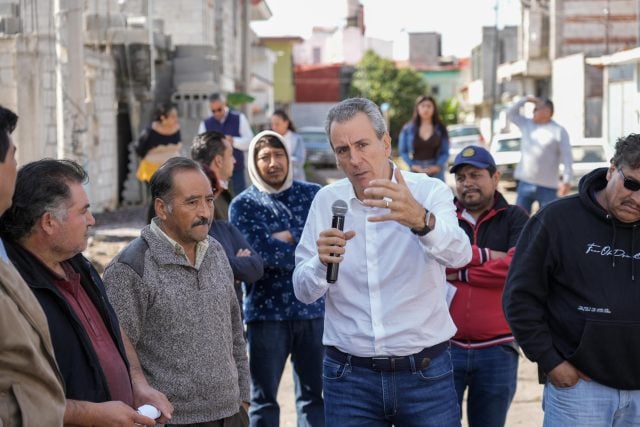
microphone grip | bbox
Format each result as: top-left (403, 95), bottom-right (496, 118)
top-left (326, 214), bottom-right (345, 284)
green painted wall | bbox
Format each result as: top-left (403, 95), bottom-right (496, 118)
top-left (263, 40), bottom-right (296, 104)
top-left (419, 69), bottom-right (461, 101)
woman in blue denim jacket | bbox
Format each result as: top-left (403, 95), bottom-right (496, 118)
top-left (398, 95), bottom-right (449, 181)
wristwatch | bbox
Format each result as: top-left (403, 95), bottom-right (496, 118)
top-left (411, 208), bottom-right (432, 236)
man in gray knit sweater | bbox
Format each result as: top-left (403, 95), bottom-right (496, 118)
top-left (104, 157), bottom-right (250, 426)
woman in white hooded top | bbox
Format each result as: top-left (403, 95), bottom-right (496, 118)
top-left (271, 109), bottom-right (306, 181)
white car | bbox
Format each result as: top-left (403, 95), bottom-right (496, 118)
top-left (490, 134), bottom-right (612, 187)
top-left (447, 124), bottom-right (486, 164)
top-left (489, 133), bottom-right (522, 181)
top-left (562, 139), bottom-right (613, 187)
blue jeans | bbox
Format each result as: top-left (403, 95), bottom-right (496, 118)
top-left (247, 319), bottom-right (325, 427)
top-left (516, 180), bottom-right (557, 213)
top-left (323, 348), bottom-right (460, 427)
top-left (450, 345), bottom-right (518, 427)
top-left (543, 379), bottom-right (640, 426)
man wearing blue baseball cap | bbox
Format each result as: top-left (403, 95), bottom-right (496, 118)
top-left (446, 146), bottom-right (529, 427)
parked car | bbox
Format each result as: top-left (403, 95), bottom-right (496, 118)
top-left (490, 134), bottom-right (612, 187)
top-left (447, 124), bottom-right (485, 164)
top-left (298, 126), bottom-right (336, 168)
top-left (489, 133), bottom-right (522, 181)
top-left (562, 139), bottom-right (613, 187)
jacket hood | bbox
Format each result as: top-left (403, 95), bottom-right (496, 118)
top-left (247, 130), bottom-right (294, 194)
top-left (578, 167), bottom-right (610, 221)
top-left (579, 166), bottom-right (640, 280)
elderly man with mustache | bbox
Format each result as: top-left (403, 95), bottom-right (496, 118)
top-left (229, 131), bottom-right (323, 427)
top-left (104, 157), bottom-right (250, 426)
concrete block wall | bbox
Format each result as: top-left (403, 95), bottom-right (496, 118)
top-left (154, 0), bottom-right (214, 46)
top-left (0, 38), bottom-right (17, 106)
top-left (86, 0), bottom-right (144, 16)
top-left (554, 0), bottom-right (638, 58)
top-left (17, 0), bottom-right (51, 34)
top-left (84, 49), bottom-right (118, 212)
top-left (13, 36), bottom-right (57, 163)
top-left (409, 32), bottom-right (441, 68)
top-left (216, 0), bottom-right (240, 92)
top-left (0, 34), bottom-right (118, 213)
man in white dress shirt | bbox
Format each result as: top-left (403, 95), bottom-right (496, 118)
top-left (293, 97), bottom-right (471, 427)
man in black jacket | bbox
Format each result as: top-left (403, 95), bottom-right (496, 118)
top-left (191, 131), bottom-right (264, 312)
top-left (0, 159), bottom-right (172, 426)
top-left (504, 133), bottom-right (640, 425)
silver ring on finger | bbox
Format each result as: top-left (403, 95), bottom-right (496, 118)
top-left (385, 200), bottom-right (390, 209)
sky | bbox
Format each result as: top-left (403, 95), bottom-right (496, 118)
top-left (251, 0), bottom-right (522, 59)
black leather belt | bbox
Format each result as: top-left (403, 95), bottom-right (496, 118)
top-left (326, 341), bottom-right (449, 372)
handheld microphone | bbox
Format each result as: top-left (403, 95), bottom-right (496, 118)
top-left (326, 199), bottom-right (349, 284)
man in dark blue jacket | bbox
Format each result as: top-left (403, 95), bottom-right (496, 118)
top-left (0, 159), bottom-right (172, 426)
top-left (191, 130), bottom-right (264, 312)
top-left (504, 133), bottom-right (640, 425)
top-left (198, 92), bottom-right (254, 193)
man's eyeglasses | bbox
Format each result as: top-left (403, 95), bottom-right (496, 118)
top-left (618, 168), bottom-right (640, 191)
top-left (211, 108), bottom-right (224, 114)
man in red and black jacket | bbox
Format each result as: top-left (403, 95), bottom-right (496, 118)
top-left (446, 146), bottom-right (529, 427)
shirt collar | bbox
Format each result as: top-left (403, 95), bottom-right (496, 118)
top-left (348, 160), bottom-right (397, 206)
top-left (150, 218), bottom-right (209, 269)
top-left (461, 209), bottom-right (477, 225)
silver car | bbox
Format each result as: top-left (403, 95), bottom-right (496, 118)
top-left (298, 126), bottom-right (336, 168)
top-left (447, 124), bottom-right (486, 164)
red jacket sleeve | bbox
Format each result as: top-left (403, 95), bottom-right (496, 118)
top-left (452, 246), bottom-right (516, 288)
top-left (446, 244), bottom-right (490, 275)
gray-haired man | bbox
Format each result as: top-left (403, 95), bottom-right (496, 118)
top-left (293, 98), bottom-right (471, 426)
top-left (104, 157), bottom-right (250, 426)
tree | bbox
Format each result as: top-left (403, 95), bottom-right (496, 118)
top-left (439, 98), bottom-right (460, 126)
top-left (350, 51), bottom-right (427, 143)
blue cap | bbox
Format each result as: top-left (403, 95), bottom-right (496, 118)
top-left (449, 145), bottom-right (496, 173)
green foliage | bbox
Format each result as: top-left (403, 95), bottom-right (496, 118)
top-left (439, 98), bottom-right (460, 126)
top-left (350, 51), bottom-right (428, 143)
top-left (227, 92), bottom-right (255, 108)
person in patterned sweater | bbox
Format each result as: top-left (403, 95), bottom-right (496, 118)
top-left (230, 130), bottom-right (324, 427)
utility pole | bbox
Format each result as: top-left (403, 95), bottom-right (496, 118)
top-left (148, 0), bottom-right (156, 96)
top-left (489, 0), bottom-right (500, 142)
top-left (604, 0), bottom-right (611, 54)
top-left (54, 0), bottom-right (86, 160)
